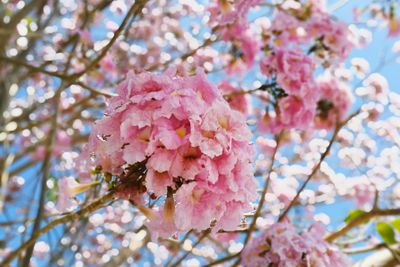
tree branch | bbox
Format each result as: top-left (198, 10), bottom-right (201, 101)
top-left (73, 0), bottom-right (149, 78)
top-left (352, 244), bottom-right (400, 267)
top-left (325, 208), bottom-right (400, 242)
top-left (1, 191), bottom-right (115, 266)
top-left (241, 133), bottom-right (282, 248)
top-left (168, 229), bottom-right (211, 267)
top-left (19, 85), bottom-right (64, 266)
top-left (278, 109), bottom-right (361, 221)
top-left (203, 253), bottom-right (240, 267)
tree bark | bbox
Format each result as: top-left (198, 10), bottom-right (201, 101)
top-left (353, 246), bottom-right (400, 267)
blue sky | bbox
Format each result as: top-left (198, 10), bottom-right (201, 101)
top-left (2, 0), bottom-right (400, 266)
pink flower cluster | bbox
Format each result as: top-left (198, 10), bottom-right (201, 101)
top-left (270, 11), bottom-right (310, 46)
top-left (258, 46), bottom-right (354, 133)
top-left (81, 68), bottom-right (256, 238)
top-left (307, 15), bottom-right (352, 62)
top-left (208, 0), bottom-right (260, 74)
top-left (314, 75), bottom-right (353, 129)
top-left (208, 0), bottom-right (260, 27)
top-left (242, 222), bottom-right (351, 267)
top-left (270, 2), bottom-right (352, 63)
top-left (218, 81), bottom-right (248, 114)
top-left (259, 48), bottom-right (319, 133)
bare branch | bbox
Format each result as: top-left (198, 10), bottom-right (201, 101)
top-left (278, 109), bottom-right (361, 221)
top-left (325, 208), bottom-right (400, 243)
top-left (1, 191), bottom-right (115, 266)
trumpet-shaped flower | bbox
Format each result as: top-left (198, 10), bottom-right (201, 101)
top-left (82, 68), bottom-right (256, 238)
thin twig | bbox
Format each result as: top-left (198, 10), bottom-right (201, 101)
top-left (163, 230), bottom-right (193, 267)
top-left (278, 109), bottom-right (361, 221)
top-left (242, 133), bottom-right (282, 247)
top-left (325, 208), bottom-right (400, 243)
top-left (0, 56), bottom-right (68, 80)
top-left (202, 252), bottom-right (240, 267)
top-left (146, 37), bottom-right (216, 71)
top-left (74, 81), bottom-right (117, 98)
top-left (20, 85), bottom-right (64, 266)
top-left (344, 243), bottom-right (386, 254)
top-left (224, 82), bottom-right (277, 98)
top-left (169, 229), bottom-right (211, 267)
top-left (74, 0), bottom-right (149, 78)
top-left (1, 192), bottom-right (115, 266)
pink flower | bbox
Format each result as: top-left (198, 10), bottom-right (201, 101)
top-left (145, 169), bottom-right (174, 196)
top-left (259, 95), bottom-right (316, 134)
top-left (153, 117), bottom-right (190, 150)
top-left (208, 0), bottom-right (260, 27)
top-left (388, 17), bottom-right (400, 37)
top-left (259, 49), bottom-right (320, 134)
top-left (261, 48), bottom-right (316, 97)
top-left (242, 222), bottom-right (351, 267)
top-left (219, 81), bottom-right (248, 114)
top-left (307, 15), bottom-right (353, 61)
top-left (169, 145), bottom-right (204, 181)
top-left (270, 11), bottom-right (310, 46)
top-left (189, 100), bottom-right (251, 158)
top-left (222, 25), bottom-right (260, 75)
top-left (82, 67), bottom-right (256, 238)
top-left (353, 183), bottom-right (375, 209)
top-left (213, 201), bottom-right (251, 231)
top-left (314, 75), bottom-right (353, 129)
top-left (85, 116), bottom-right (125, 174)
top-left (99, 54), bottom-right (116, 74)
top-left (267, 2), bottom-right (352, 62)
top-left (56, 177), bottom-right (98, 212)
top-left (145, 208), bottom-right (178, 240)
top-left (174, 182), bottom-right (219, 231)
top-left (278, 95), bottom-right (315, 129)
top-left (208, 1), bottom-right (260, 75)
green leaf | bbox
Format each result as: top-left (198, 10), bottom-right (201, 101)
top-left (392, 218), bottom-right (400, 232)
top-left (344, 209), bottom-right (366, 223)
top-left (376, 222), bottom-right (397, 245)
top-left (5, 10), bottom-right (13, 17)
top-left (45, 177), bottom-right (58, 202)
top-left (25, 16), bottom-right (33, 25)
